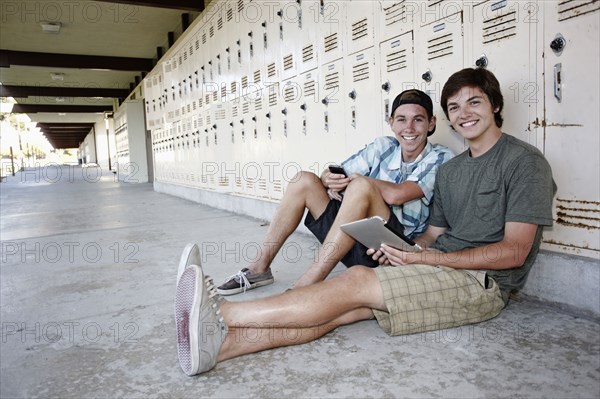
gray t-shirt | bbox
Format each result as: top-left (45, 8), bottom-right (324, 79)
top-left (430, 133), bottom-right (556, 303)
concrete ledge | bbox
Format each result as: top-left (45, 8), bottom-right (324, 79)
top-left (154, 181), bottom-right (600, 318)
top-left (522, 250), bottom-right (600, 318)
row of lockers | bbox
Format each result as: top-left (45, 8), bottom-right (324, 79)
top-left (135, 0), bottom-right (599, 258)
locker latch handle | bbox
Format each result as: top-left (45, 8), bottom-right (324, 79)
top-left (381, 81), bottom-right (391, 92)
top-left (475, 54), bottom-right (488, 68)
top-left (422, 70), bottom-right (432, 83)
top-left (550, 34), bottom-right (566, 56)
top-left (554, 63), bottom-right (562, 103)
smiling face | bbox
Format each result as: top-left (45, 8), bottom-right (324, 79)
top-left (446, 86), bottom-right (502, 153)
top-left (389, 103), bottom-right (436, 162)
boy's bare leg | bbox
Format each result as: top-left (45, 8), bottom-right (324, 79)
top-left (292, 177), bottom-right (392, 288)
top-left (217, 266), bottom-right (384, 361)
top-left (246, 171), bottom-right (330, 273)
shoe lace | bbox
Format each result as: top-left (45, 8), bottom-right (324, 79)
top-left (223, 269), bottom-right (251, 293)
top-left (205, 276), bottom-right (226, 325)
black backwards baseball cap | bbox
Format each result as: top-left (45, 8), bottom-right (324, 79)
top-left (390, 89), bottom-right (436, 136)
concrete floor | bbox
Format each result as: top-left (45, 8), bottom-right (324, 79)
top-left (1, 165), bottom-right (599, 399)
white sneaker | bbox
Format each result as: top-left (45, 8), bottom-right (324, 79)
top-left (177, 243), bottom-right (200, 284)
top-left (175, 263), bottom-right (228, 376)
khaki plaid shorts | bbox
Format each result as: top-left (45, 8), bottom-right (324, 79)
top-left (372, 264), bottom-right (505, 336)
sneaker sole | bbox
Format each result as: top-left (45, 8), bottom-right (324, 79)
top-left (175, 265), bottom-right (204, 376)
top-left (217, 277), bottom-right (274, 296)
top-left (177, 243), bottom-right (195, 284)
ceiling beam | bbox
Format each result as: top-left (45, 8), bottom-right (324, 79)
top-left (37, 123), bottom-right (95, 129)
top-left (1, 85), bottom-right (129, 99)
top-left (0, 50), bottom-right (153, 72)
top-left (12, 104), bottom-right (113, 113)
top-left (95, 0), bottom-right (205, 12)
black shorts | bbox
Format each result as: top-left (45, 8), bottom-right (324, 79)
top-left (304, 199), bottom-right (404, 268)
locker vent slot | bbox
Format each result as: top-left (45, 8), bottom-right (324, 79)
top-left (218, 177), bottom-right (229, 187)
top-left (427, 0), bottom-right (445, 7)
top-left (216, 108), bottom-right (226, 120)
top-left (386, 49), bottom-right (407, 72)
top-left (221, 85), bottom-right (227, 99)
top-left (385, 2), bottom-right (407, 25)
top-left (206, 114), bottom-right (211, 124)
top-left (193, 101), bottom-right (197, 111)
top-left (255, 98), bottom-right (263, 111)
top-left (198, 97), bottom-right (203, 108)
top-left (235, 178), bottom-right (243, 189)
top-left (205, 94), bottom-right (211, 105)
top-left (237, 0), bottom-right (244, 12)
top-left (164, 62), bottom-right (171, 73)
top-left (146, 80), bottom-right (152, 89)
top-left (189, 44), bottom-right (194, 56)
top-left (175, 109), bottom-right (180, 117)
top-left (353, 61), bottom-right (370, 82)
top-left (178, 56), bottom-right (182, 66)
top-left (558, 0), bottom-right (600, 21)
top-left (242, 102), bottom-right (250, 114)
top-left (283, 54), bottom-right (294, 70)
top-left (254, 70), bottom-right (261, 84)
top-left (427, 33), bottom-right (453, 60)
top-left (231, 82), bottom-right (237, 95)
top-left (242, 76), bottom-right (248, 89)
top-left (304, 80), bottom-right (316, 97)
top-left (352, 18), bottom-right (368, 41)
top-left (284, 86), bottom-right (296, 102)
top-left (483, 11), bottom-right (517, 43)
top-left (187, 104), bottom-right (191, 113)
top-left (272, 180), bottom-right (283, 194)
top-left (195, 39), bottom-right (200, 50)
top-left (181, 106), bottom-right (185, 116)
top-left (269, 90), bottom-right (278, 107)
top-left (202, 32), bottom-right (207, 44)
top-left (184, 51), bottom-right (188, 61)
top-left (217, 17), bottom-right (223, 30)
top-left (232, 106), bottom-right (238, 118)
top-left (268, 63), bottom-right (276, 77)
top-left (324, 71), bottom-right (340, 90)
top-left (213, 91), bottom-right (218, 102)
top-left (258, 179), bottom-right (268, 193)
top-left (209, 25), bottom-right (214, 37)
top-left (168, 111), bottom-right (174, 120)
top-left (302, 45), bottom-right (314, 63)
top-left (324, 33), bottom-right (339, 52)
top-left (227, 6), bottom-right (233, 22)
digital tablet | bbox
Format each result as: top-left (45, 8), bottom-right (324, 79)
top-left (340, 216), bottom-right (422, 252)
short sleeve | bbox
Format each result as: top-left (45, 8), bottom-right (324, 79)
top-left (428, 174), bottom-right (449, 228)
top-left (505, 153), bottom-right (556, 226)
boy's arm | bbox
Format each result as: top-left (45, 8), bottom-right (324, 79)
top-left (381, 221), bottom-right (538, 270)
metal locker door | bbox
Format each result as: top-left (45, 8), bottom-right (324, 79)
top-left (344, 47), bottom-right (383, 156)
top-left (249, 91), bottom-right (271, 200)
top-left (379, 32), bottom-right (416, 125)
top-left (317, 0), bottom-right (346, 66)
top-left (297, 68), bottom-right (324, 167)
top-left (540, 1), bottom-right (600, 257)
top-left (345, 0), bottom-right (376, 55)
top-left (414, 9), bottom-right (466, 155)
top-left (318, 59), bottom-right (347, 166)
top-left (296, 0), bottom-right (320, 74)
top-left (465, 0), bottom-right (539, 146)
top-left (378, 0), bottom-right (416, 42)
top-left (263, 82), bottom-right (286, 201)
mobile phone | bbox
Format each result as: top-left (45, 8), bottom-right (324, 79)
top-left (328, 165), bottom-right (347, 177)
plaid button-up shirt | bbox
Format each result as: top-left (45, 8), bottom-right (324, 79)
top-left (341, 136), bottom-right (454, 238)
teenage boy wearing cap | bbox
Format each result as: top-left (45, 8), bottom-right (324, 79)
top-left (174, 68), bottom-right (556, 376)
top-left (210, 89), bottom-right (453, 295)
